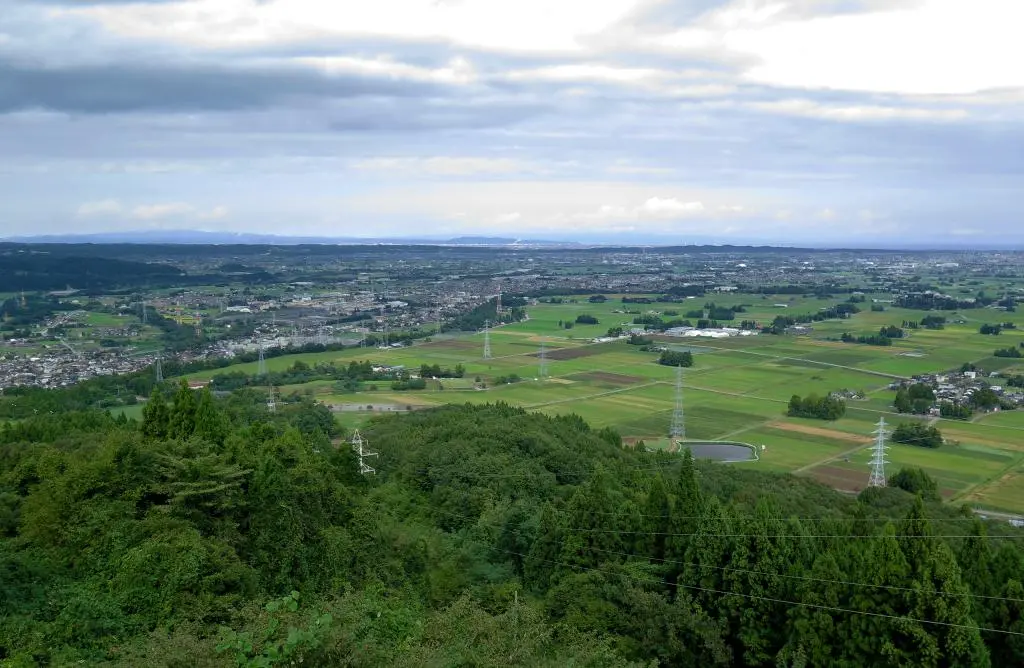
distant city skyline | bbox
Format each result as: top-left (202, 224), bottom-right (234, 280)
top-left (2, 0), bottom-right (1023, 244)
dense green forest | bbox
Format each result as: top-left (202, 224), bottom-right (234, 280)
top-left (2, 387), bottom-right (1023, 665)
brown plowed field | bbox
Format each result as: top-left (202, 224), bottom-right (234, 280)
top-left (807, 465), bottom-right (867, 492)
top-left (540, 345), bottom-right (609, 361)
top-left (767, 421), bottom-right (871, 444)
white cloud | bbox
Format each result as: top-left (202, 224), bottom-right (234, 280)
top-left (725, 0), bottom-right (1024, 95)
top-left (351, 156), bottom-right (546, 176)
top-left (639, 197), bottom-right (705, 215)
top-left (130, 202), bottom-right (195, 220)
top-left (76, 199), bottom-right (123, 217)
top-left (198, 206), bottom-right (229, 220)
top-left (750, 99), bottom-right (968, 122)
top-left (291, 55), bottom-right (476, 84)
top-left (67, 0), bottom-right (642, 52)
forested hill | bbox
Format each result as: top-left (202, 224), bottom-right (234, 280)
top-left (2, 394), bottom-right (1023, 666)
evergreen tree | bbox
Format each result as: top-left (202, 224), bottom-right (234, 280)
top-left (990, 579), bottom-right (1024, 665)
top-left (643, 473), bottom-right (671, 565)
top-left (168, 379), bottom-right (198, 440)
top-left (666, 448), bottom-right (702, 584)
top-left (958, 520), bottom-right (995, 625)
top-left (525, 503), bottom-right (565, 591)
top-left (193, 387), bottom-right (228, 445)
top-left (141, 387), bottom-right (169, 440)
top-left (560, 465), bottom-right (626, 569)
top-left (722, 500), bottom-right (796, 665)
top-left (785, 552), bottom-right (845, 667)
top-left (680, 496), bottom-right (732, 614)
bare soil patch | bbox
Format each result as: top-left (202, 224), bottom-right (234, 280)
top-left (540, 345), bottom-right (610, 361)
top-left (767, 421), bottom-right (871, 444)
top-left (807, 465), bottom-right (867, 492)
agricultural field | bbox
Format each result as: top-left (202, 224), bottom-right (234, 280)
top-left (180, 293), bottom-right (1024, 513)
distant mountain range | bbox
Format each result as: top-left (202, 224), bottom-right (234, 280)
top-left (4, 230), bottom-right (584, 247)
top-left (3, 229), bottom-right (1021, 251)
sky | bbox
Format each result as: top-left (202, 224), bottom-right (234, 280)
top-left (1, 0), bottom-right (1022, 246)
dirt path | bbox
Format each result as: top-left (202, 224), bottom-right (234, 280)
top-left (794, 442), bottom-right (872, 474)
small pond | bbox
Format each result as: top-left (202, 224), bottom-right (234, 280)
top-left (683, 441), bottom-right (757, 462)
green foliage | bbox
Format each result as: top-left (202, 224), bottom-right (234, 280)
top-left (892, 422), bottom-right (944, 448)
top-left (1, 398), bottom-right (1018, 666)
top-left (575, 314), bottom-right (599, 325)
top-left (787, 394), bottom-right (846, 420)
top-left (657, 350), bottom-right (694, 367)
top-left (889, 467), bottom-right (940, 501)
top-left (216, 591), bottom-right (333, 667)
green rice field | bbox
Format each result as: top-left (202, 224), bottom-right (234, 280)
top-left (180, 293), bottom-right (1024, 513)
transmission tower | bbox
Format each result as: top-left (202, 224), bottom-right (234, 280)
top-left (379, 305), bottom-right (389, 348)
top-left (257, 344), bottom-right (267, 376)
top-left (349, 429), bottom-right (378, 475)
top-left (155, 355), bottom-right (163, 383)
top-left (266, 385), bottom-right (277, 413)
top-left (670, 365), bottom-right (685, 441)
top-left (496, 288), bottom-right (503, 319)
top-left (483, 319), bottom-right (492, 359)
top-left (140, 300), bottom-right (148, 325)
top-left (868, 417), bottom-right (890, 487)
top-left (538, 340), bottom-right (548, 379)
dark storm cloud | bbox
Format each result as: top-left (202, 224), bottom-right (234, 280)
top-left (0, 57), bottom-right (444, 114)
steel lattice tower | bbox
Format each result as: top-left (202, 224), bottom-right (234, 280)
top-left (670, 365), bottom-right (685, 441)
top-left (267, 385), bottom-right (276, 413)
top-left (349, 429), bottom-right (378, 475)
top-left (155, 355), bottom-right (163, 383)
top-left (257, 344), bottom-right (267, 376)
top-left (538, 340), bottom-right (548, 379)
top-left (868, 417), bottom-right (890, 487)
top-left (483, 319), bottom-right (492, 359)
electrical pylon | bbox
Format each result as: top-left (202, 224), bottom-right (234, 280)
top-left (868, 417), bottom-right (890, 487)
top-left (670, 364), bottom-right (685, 441)
top-left (257, 344), bottom-right (267, 376)
top-left (155, 355), bottom-right (163, 383)
top-left (483, 319), bottom-right (492, 359)
top-left (267, 385), bottom-right (277, 413)
top-left (496, 288), bottom-right (503, 318)
top-left (349, 429), bottom-right (378, 475)
top-left (538, 340), bottom-right (548, 379)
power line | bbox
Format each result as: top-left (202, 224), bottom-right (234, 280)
top-left (350, 429), bottom-right (378, 475)
top-left (456, 532), bottom-right (1024, 637)
top-left (670, 364), bottom-right (685, 441)
top-left (869, 416), bottom-right (890, 488)
top-left (425, 505), bottom-right (1024, 604)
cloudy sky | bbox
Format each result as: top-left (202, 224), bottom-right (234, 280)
top-left (1, 0), bottom-right (1022, 245)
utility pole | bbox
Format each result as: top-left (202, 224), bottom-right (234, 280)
top-left (868, 417), bottom-right (890, 487)
top-left (350, 429), bottom-right (378, 475)
top-left (483, 319), bottom-right (492, 359)
top-left (670, 364), bottom-right (685, 442)
top-left (538, 340), bottom-right (548, 379)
